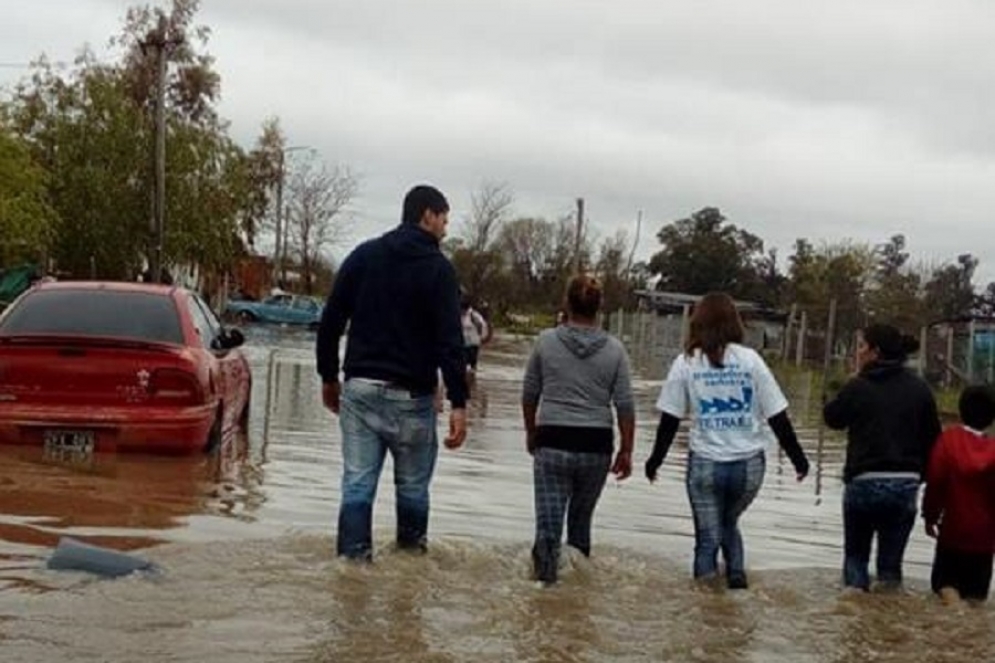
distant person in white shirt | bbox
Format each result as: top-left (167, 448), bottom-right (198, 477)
top-left (646, 292), bottom-right (809, 590)
top-left (460, 297), bottom-right (491, 373)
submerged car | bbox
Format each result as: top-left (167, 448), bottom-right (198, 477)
top-left (224, 293), bottom-right (323, 326)
top-left (0, 281), bottom-right (251, 455)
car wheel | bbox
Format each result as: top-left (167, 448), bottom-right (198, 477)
top-left (237, 310), bottom-right (256, 324)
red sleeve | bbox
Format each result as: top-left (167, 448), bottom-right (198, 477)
top-left (922, 429), bottom-right (951, 525)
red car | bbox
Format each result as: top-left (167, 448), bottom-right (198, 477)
top-left (0, 281), bottom-right (251, 455)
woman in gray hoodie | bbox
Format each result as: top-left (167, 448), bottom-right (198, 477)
top-left (522, 275), bottom-right (635, 584)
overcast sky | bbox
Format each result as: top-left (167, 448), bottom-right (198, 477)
top-left (3, 1), bottom-right (995, 283)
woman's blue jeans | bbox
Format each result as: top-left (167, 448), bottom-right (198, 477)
top-left (685, 451), bottom-right (765, 579)
top-left (842, 477), bottom-right (919, 589)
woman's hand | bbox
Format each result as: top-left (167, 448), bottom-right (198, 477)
top-left (645, 453), bottom-right (664, 483)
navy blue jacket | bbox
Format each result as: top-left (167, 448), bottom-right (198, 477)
top-left (316, 223), bottom-right (468, 408)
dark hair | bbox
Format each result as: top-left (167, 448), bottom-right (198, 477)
top-left (959, 385), bottom-right (995, 431)
top-left (687, 292), bottom-right (744, 368)
top-left (402, 185), bottom-right (449, 225)
top-left (565, 275), bottom-right (602, 319)
top-left (861, 324), bottom-right (919, 362)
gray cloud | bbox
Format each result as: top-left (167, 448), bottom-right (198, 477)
top-left (4, 0), bottom-right (994, 281)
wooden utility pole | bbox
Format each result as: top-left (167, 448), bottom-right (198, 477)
top-left (141, 15), bottom-right (182, 284)
top-left (573, 197), bottom-right (584, 275)
top-left (273, 149), bottom-right (286, 286)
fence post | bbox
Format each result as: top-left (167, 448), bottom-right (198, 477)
top-left (989, 325), bottom-right (994, 384)
top-left (795, 311), bottom-right (808, 367)
top-left (967, 319), bottom-right (976, 383)
top-left (782, 303), bottom-right (797, 362)
top-left (680, 304), bottom-right (691, 349)
top-left (815, 298), bottom-right (838, 498)
top-left (946, 325), bottom-right (955, 388)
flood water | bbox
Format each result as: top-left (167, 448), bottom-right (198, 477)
top-left (1, 330), bottom-right (992, 662)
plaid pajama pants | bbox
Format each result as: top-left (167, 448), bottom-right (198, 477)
top-left (532, 447), bottom-right (612, 583)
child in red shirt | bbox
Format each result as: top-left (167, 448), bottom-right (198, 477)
top-left (922, 385), bottom-right (995, 602)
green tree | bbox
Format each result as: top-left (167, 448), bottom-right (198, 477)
top-left (7, 59), bottom-right (151, 277)
top-left (786, 239), bottom-right (874, 343)
top-left (864, 234), bottom-right (924, 330)
top-left (0, 127), bottom-right (56, 266)
top-left (648, 207), bottom-right (768, 301)
top-left (923, 254), bottom-right (978, 322)
top-left (3, 0), bottom-right (269, 279)
top-left (976, 282), bottom-right (995, 317)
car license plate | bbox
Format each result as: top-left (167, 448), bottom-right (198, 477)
top-left (43, 430), bottom-right (95, 455)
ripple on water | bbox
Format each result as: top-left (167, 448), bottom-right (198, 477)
top-left (0, 535), bottom-right (992, 662)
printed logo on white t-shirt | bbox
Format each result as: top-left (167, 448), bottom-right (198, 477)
top-left (693, 363), bottom-right (756, 433)
top-left (656, 345), bottom-right (788, 461)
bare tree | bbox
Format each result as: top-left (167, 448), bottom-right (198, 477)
top-left (284, 153), bottom-right (358, 293)
top-left (464, 181), bottom-right (513, 252)
top-left (498, 218), bottom-right (554, 280)
top-left (595, 230), bottom-right (632, 312)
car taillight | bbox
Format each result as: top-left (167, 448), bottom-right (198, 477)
top-left (148, 369), bottom-right (204, 405)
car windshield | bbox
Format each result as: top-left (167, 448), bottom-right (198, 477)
top-left (0, 289), bottom-right (184, 344)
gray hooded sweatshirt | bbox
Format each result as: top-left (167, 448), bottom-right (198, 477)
top-left (522, 325), bottom-right (635, 429)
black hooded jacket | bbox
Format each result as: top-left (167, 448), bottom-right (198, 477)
top-left (315, 223), bottom-right (468, 407)
top-left (823, 361), bottom-right (941, 483)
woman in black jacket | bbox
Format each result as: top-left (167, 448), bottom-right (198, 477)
top-left (824, 324), bottom-right (941, 591)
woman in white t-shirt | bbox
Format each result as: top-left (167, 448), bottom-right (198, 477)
top-left (646, 292), bottom-right (809, 589)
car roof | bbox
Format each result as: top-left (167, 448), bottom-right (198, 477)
top-left (31, 281), bottom-right (182, 297)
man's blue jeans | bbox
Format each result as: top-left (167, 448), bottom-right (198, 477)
top-left (337, 379), bottom-right (438, 559)
top-left (842, 477), bottom-right (919, 589)
top-left (685, 451), bottom-right (765, 580)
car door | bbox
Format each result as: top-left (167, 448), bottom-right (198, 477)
top-left (289, 297), bottom-right (315, 324)
top-left (263, 295), bottom-right (292, 323)
top-left (184, 293), bottom-right (223, 415)
top-left (194, 295), bottom-right (248, 431)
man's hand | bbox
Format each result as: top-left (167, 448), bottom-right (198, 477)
top-left (526, 431), bottom-right (536, 456)
top-left (925, 521), bottom-right (939, 539)
top-left (444, 408), bottom-right (467, 449)
top-left (322, 381), bottom-right (341, 414)
top-left (611, 450), bottom-right (632, 480)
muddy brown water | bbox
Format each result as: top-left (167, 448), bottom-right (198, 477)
top-left (1, 330), bottom-right (992, 662)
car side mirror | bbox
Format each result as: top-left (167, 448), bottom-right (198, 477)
top-left (212, 327), bottom-right (245, 351)
top-left (224, 328), bottom-right (245, 349)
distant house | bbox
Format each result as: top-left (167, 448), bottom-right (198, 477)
top-left (631, 290), bottom-right (788, 354)
top-left (609, 291), bottom-right (789, 379)
top-left (923, 315), bottom-right (995, 386)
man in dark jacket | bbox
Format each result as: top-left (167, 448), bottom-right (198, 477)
top-left (316, 184), bottom-right (468, 560)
